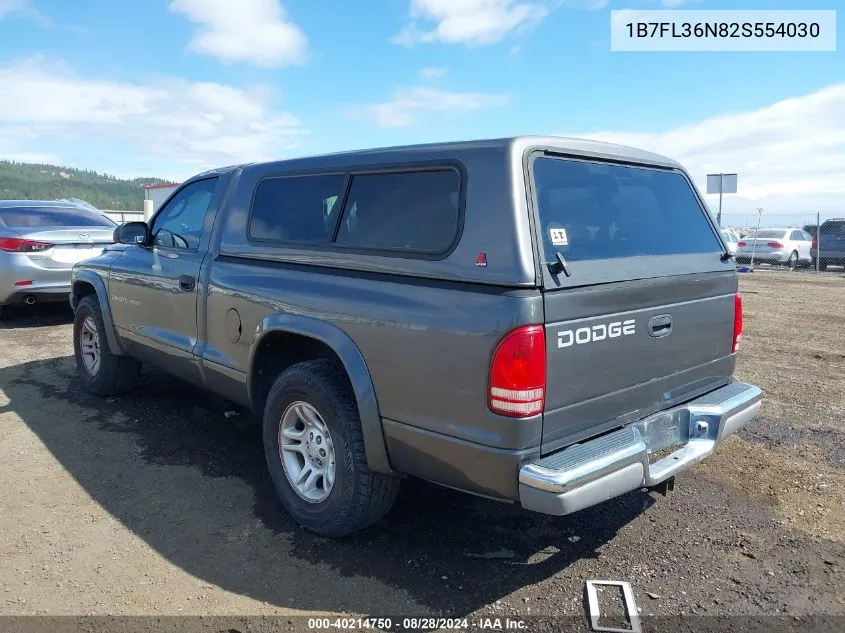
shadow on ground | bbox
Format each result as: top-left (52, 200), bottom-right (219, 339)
top-left (0, 302), bottom-right (74, 329)
top-left (0, 356), bottom-right (652, 616)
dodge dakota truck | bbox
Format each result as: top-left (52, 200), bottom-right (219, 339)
top-left (70, 136), bottom-right (763, 536)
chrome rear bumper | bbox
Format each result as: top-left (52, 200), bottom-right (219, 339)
top-left (519, 381), bottom-right (763, 516)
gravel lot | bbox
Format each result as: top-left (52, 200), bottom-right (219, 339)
top-left (1, 271), bottom-right (843, 631)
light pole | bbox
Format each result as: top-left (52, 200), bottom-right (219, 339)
top-left (750, 207), bottom-right (764, 270)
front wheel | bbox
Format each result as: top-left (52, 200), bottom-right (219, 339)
top-left (262, 359), bottom-right (400, 537)
top-left (73, 295), bottom-right (141, 396)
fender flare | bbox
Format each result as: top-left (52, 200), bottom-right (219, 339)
top-left (71, 271), bottom-right (124, 356)
top-left (249, 313), bottom-right (395, 475)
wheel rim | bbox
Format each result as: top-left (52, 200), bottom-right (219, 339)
top-left (278, 401), bottom-right (336, 503)
top-left (79, 316), bottom-right (101, 376)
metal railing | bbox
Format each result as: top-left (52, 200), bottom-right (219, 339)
top-left (102, 210), bottom-right (145, 224)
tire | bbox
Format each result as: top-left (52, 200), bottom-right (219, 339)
top-left (786, 251), bottom-right (798, 270)
top-left (73, 295), bottom-right (141, 396)
top-left (818, 260), bottom-right (828, 272)
top-left (262, 359), bottom-right (400, 537)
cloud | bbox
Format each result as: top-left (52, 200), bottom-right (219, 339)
top-left (0, 0), bottom-right (58, 27)
top-left (0, 0), bottom-right (26, 17)
top-left (0, 58), bottom-right (307, 177)
top-left (419, 67), bottom-right (448, 79)
top-left (349, 86), bottom-right (512, 128)
top-left (392, 0), bottom-right (551, 46)
top-left (560, 83), bottom-right (845, 215)
top-left (169, 0), bottom-right (307, 68)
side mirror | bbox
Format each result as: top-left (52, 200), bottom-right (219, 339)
top-left (114, 222), bottom-right (149, 246)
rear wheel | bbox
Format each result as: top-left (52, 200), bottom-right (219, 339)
top-left (73, 295), bottom-right (141, 396)
top-left (262, 359), bottom-right (400, 537)
top-left (786, 251), bottom-right (799, 270)
top-left (818, 259), bottom-right (828, 271)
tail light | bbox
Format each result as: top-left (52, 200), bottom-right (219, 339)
top-left (732, 293), bottom-right (743, 354)
top-left (0, 238), bottom-right (53, 253)
top-left (811, 236), bottom-right (818, 249)
top-left (737, 241), bottom-right (746, 247)
top-left (767, 241), bottom-right (784, 248)
top-left (488, 325), bottom-right (546, 418)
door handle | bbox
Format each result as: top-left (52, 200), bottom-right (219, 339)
top-left (178, 275), bottom-right (196, 292)
top-left (648, 314), bottom-right (672, 338)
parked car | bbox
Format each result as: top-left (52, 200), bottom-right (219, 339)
top-left (69, 136), bottom-right (762, 537)
top-left (735, 227), bottom-right (813, 268)
top-left (0, 200), bottom-right (117, 319)
top-left (810, 218), bottom-right (845, 271)
top-left (720, 228), bottom-right (739, 255)
top-left (803, 224), bottom-right (818, 237)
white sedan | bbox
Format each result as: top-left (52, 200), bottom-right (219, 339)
top-left (735, 228), bottom-right (813, 268)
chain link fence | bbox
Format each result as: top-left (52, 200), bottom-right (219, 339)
top-left (724, 215), bottom-right (844, 274)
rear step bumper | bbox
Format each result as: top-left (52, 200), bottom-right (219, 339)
top-left (518, 381), bottom-right (763, 516)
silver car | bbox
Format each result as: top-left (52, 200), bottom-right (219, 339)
top-left (720, 228), bottom-right (739, 255)
top-left (735, 227), bottom-right (813, 268)
top-left (0, 200), bottom-right (117, 317)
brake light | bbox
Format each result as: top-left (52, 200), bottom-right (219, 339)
top-left (488, 325), bottom-right (546, 418)
top-left (737, 241), bottom-right (746, 247)
top-left (0, 238), bottom-right (53, 253)
top-left (767, 241), bottom-right (784, 248)
top-left (812, 236), bottom-right (818, 249)
top-left (732, 293), bottom-right (743, 354)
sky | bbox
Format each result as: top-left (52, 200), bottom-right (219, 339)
top-left (0, 0), bottom-right (843, 227)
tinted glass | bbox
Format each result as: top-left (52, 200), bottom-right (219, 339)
top-left (750, 230), bottom-right (787, 239)
top-left (0, 206), bottom-right (116, 228)
top-left (532, 157), bottom-right (721, 261)
top-left (335, 170), bottom-right (461, 254)
top-left (820, 221), bottom-right (845, 235)
top-left (790, 230), bottom-right (805, 241)
top-left (151, 177), bottom-right (218, 250)
top-left (250, 174), bottom-right (346, 244)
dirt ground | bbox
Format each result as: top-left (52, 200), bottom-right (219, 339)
top-left (1, 270), bottom-right (843, 631)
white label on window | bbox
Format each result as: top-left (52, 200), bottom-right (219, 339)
top-left (549, 227), bottom-right (569, 246)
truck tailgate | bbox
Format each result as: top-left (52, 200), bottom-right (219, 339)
top-left (526, 152), bottom-right (739, 454)
top-left (542, 272), bottom-right (738, 453)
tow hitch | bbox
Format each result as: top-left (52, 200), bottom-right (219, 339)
top-left (649, 476), bottom-right (675, 497)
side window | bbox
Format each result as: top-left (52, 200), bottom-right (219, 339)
top-left (790, 230), bottom-right (804, 241)
top-left (335, 170), bottom-right (461, 254)
top-left (825, 222), bottom-right (845, 235)
top-left (151, 178), bottom-right (218, 250)
top-left (250, 174), bottom-right (346, 244)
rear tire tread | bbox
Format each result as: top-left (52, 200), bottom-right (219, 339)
top-left (264, 359), bottom-right (399, 537)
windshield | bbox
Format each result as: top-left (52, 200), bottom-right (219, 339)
top-left (532, 157), bottom-right (722, 261)
top-left (0, 206), bottom-right (116, 228)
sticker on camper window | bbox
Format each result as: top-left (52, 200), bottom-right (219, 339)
top-left (549, 227), bottom-right (569, 246)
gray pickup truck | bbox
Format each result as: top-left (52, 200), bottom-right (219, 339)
top-left (70, 136), bottom-right (763, 537)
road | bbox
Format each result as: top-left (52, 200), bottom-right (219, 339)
top-left (1, 271), bottom-right (843, 631)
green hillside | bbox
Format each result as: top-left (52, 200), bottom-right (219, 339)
top-left (0, 160), bottom-right (170, 211)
